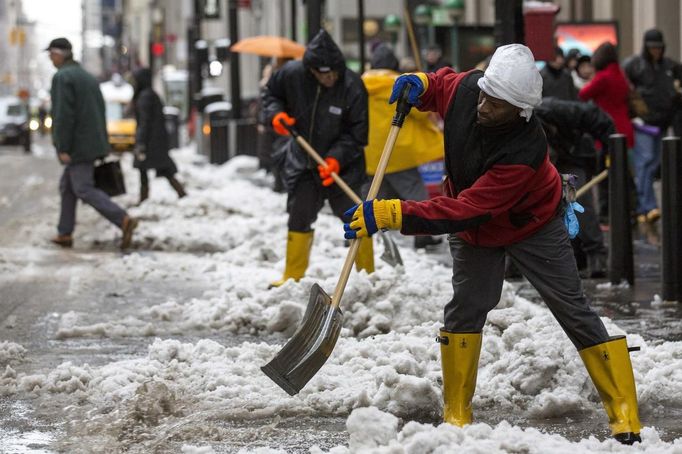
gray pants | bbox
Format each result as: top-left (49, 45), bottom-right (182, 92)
top-left (445, 216), bottom-right (609, 349)
top-left (378, 168), bottom-right (430, 201)
top-left (58, 162), bottom-right (127, 235)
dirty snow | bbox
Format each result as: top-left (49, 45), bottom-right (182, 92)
top-left (2, 147), bottom-right (681, 452)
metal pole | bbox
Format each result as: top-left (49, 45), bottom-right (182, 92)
top-left (358, 0), bottom-right (365, 73)
top-left (607, 134), bottom-right (635, 286)
top-left (228, 0), bottom-right (241, 119)
top-left (291, 0), bottom-right (297, 41)
top-left (307, 0), bottom-right (322, 41)
top-left (661, 137), bottom-right (682, 302)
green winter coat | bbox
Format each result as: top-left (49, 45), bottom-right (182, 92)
top-left (50, 61), bottom-right (109, 163)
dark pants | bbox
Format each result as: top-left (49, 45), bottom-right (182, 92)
top-left (444, 216), bottom-right (609, 349)
top-left (368, 167), bottom-right (430, 201)
top-left (58, 162), bottom-right (127, 235)
top-left (287, 172), bottom-right (359, 232)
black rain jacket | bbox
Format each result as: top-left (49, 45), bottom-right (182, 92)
top-left (261, 30), bottom-right (368, 192)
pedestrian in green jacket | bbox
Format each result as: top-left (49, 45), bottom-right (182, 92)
top-left (47, 37), bottom-right (138, 250)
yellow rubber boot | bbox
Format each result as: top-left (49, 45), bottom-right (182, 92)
top-left (438, 330), bottom-right (482, 426)
top-left (354, 237), bottom-right (375, 274)
top-left (269, 231), bottom-right (314, 288)
top-left (579, 336), bottom-right (642, 444)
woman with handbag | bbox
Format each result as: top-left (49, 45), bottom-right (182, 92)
top-left (131, 68), bottom-right (186, 204)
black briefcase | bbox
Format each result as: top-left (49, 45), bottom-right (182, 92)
top-left (94, 160), bottom-right (126, 197)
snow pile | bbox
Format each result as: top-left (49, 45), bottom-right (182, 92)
top-left (316, 406), bottom-right (682, 454)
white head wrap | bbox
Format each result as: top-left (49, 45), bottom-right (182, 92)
top-left (477, 44), bottom-right (543, 122)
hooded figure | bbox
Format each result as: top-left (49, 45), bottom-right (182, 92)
top-left (261, 29), bottom-right (373, 287)
top-left (132, 67), bottom-right (186, 203)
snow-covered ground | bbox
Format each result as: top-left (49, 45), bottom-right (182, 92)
top-left (1, 147), bottom-right (682, 453)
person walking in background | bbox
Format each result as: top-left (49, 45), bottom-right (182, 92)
top-left (46, 37), bottom-right (138, 250)
top-left (131, 68), bottom-right (186, 204)
top-left (571, 55), bottom-right (594, 90)
top-left (624, 29), bottom-right (680, 225)
top-left (362, 43), bottom-right (443, 249)
top-left (580, 42), bottom-right (635, 223)
top-left (541, 47), bottom-right (578, 100)
top-left (343, 44), bottom-right (641, 445)
top-left (262, 29), bottom-right (373, 287)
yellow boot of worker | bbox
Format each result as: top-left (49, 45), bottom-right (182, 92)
top-left (438, 329), bottom-right (482, 427)
top-left (269, 231), bottom-right (314, 288)
top-left (579, 336), bottom-right (642, 444)
top-left (355, 237), bottom-right (375, 274)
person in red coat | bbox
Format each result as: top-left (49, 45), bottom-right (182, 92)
top-left (579, 42), bottom-right (634, 148)
top-left (344, 44), bottom-right (641, 444)
top-left (579, 41), bottom-right (634, 222)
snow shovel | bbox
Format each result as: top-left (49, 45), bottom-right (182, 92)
top-left (262, 89), bottom-right (413, 395)
top-left (279, 119), bottom-right (403, 268)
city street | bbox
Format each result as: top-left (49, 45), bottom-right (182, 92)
top-left (1, 138), bottom-right (682, 453)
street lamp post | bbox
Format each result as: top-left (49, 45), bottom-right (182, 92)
top-left (414, 3), bottom-right (433, 51)
top-left (444, 0), bottom-right (464, 70)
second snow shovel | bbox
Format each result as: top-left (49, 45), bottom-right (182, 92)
top-left (262, 89), bottom-right (413, 395)
top-left (279, 119), bottom-right (403, 268)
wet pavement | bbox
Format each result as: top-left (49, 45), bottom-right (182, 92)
top-left (1, 142), bottom-right (681, 452)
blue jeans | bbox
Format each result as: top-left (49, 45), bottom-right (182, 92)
top-left (58, 161), bottom-right (127, 235)
top-left (633, 130), bottom-right (661, 214)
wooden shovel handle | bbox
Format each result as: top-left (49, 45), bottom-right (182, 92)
top-left (576, 169), bottom-right (608, 199)
top-left (292, 134), bottom-right (363, 205)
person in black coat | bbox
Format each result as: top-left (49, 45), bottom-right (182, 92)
top-left (262, 29), bottom-right (372, 287)
top-left (540, 47), bottom-right (578, 101)
top-left (132, 68), bottom-right (186, 204)
top-left (535, 97), bottom-right (615, 278)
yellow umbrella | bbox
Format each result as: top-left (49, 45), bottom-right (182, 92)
top-left (231, 35), bottom-right (305, 59)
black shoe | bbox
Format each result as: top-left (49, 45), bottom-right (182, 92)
top-left (614, 432), bottom-right (641, 445)
top-left (414, 236), bottom-right (443, 249)
top-left (586, 253), bottom-right (607, 279)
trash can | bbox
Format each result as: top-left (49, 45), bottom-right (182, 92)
top-left (195, 87), bottom-right (224, 156)
top-left (204, 101), bottom-right (232, 164)
top-left (163, 106), bottom-right (181, 150)
top-left (523, 2), bottom-right (560, 61)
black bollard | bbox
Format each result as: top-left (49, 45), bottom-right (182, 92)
top-left (608, 134), bottom-right (634, 285)
top-left (661, 137), bottom-right (682, 302)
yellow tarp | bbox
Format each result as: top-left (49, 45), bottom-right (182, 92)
top-left (362, 69), bottom-right (444, 175)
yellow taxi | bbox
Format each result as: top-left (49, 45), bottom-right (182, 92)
top-left (100, 76), bottom-right (136, 152)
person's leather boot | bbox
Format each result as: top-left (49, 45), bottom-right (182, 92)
top-left (437, 329), bottom-right (482, 427)
top-left (269, 231), bottom-right (314, 288)
top-left (168, 176), bottom-right (187, 199)
top-left (579, 336), bottom-right (642, 444)
top-left (414, 235), bottom-right (443, 249)
top-left (50, 234), bottom-right (73, 248)
top-left (120, 215), bottom-right (139, 250)
top-left (586, 253), bottom-right (607, 279)
top-left (355, 237), bottom-right (375, 274)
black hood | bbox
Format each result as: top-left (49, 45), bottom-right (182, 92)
top-left (370, 43), bottom-right (399, 71)
top-left (302, 29), bottom-right (346, 73)
top-left (641, 28), bottom-right (665, 61)
top-left (133, 68), bottom-right (152, 99)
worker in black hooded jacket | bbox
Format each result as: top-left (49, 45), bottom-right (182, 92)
top-left (535, 97), bottom-right (615, 278)
top-left (262, 29), bottom-right (372, 287)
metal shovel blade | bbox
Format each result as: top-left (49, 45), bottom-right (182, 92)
top-left (379, 231), bottom-right (403, 267)
top-left (261, 283), bottom-right (343, 395)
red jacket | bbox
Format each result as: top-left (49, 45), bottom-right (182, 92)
top-left (579, 63), bottom-right (634, 148)
top-left (399, 69), bottom-right (562, 247)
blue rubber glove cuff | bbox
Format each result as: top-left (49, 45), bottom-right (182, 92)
top-left (343, 201), bottom-right (378, 239)
top-left (564, 201), bottom-right (584, 239)
top-left (389, 74), bottom-right (425, 106)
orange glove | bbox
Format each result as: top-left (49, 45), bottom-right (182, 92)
top-left (318, 157), bottom-right (340, 187)
top-left (272, 112), bottom-right (296, 136)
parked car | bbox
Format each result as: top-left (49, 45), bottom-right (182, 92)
top-left (0, 96), bottom-right (31, 151)
top-left (100, 75), bottom-right (136, 152)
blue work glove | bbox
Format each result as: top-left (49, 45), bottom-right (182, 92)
top-left (388, 73), bottom-right (429, 106)
top-left (343, 200), bottom-right (403, 239)
top-left (564, 201), bottom-right (584, 239)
